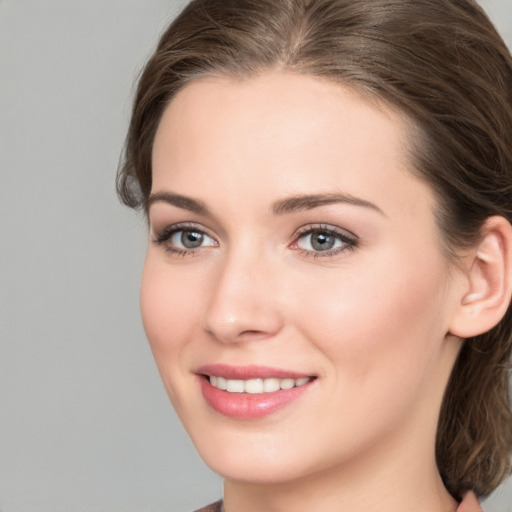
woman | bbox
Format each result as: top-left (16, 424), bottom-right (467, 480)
top-left (117, 0), bottom-right (512, 510)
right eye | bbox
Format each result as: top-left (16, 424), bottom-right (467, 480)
top-left (152, 225), bottom-right (217, 255)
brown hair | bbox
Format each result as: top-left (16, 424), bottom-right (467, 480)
top-left (117, 0), bottom-right (512, 500)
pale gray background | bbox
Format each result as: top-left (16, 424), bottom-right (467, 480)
top-left (0, 1), bottom-right (511, 511)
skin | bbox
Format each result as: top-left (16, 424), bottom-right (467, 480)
top-left (142, 71), bottom-right (468, 512)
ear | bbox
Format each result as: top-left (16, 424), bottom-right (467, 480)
top-left (449, 216), bottom-right (512, 338)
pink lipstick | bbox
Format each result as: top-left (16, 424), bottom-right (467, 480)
top-left (197, 364), bottom-right (316, 419)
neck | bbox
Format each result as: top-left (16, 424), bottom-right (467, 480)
top-left (224, 463), bottom-right (457, 512)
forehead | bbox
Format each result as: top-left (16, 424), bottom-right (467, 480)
top-left (151, 71), bottom-right (435, 224)
top-left (154, 72), bottom-right (404, 160)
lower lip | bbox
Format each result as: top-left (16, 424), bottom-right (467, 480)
top-left (199, 377), bottom-right (313, 419)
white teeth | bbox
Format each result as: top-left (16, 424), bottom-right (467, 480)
top-left (216, 376), bottom-right (227, 390)
top-left (263, 378), bottom-right (280, 392)
top-left (245, 379), bottom-right (263, 394)
top-left (208, 376), bottom-right (312, 393)
top-left (280, 378), bottom-right (295, 390)
top-left (226, 379), bottom-right (244, 393)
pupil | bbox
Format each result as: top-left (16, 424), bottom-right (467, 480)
top-left (311, 231), bottom-right (334, 251)
top-left (181, 230), bottom-right (203, 248)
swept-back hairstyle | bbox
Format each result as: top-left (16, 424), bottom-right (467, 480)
top-left (117, 0), bottom-right (512, 500)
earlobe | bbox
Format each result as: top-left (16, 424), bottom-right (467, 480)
top-left (449, 216), bottom-right (512, 339)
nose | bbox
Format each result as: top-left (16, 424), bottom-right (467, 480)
top-left (203, 247), bottom-right (284, 344)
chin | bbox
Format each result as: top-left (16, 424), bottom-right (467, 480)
top-left (206, 455), bottom-right (309, 485)
top-left (186, 425), bottom-right (312, 484)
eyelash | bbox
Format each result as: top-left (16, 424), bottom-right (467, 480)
top-left (151, 223), bottom-right (358, 259)
top-left (152, 223), bottom-right (217, 257)
top-left (290, 224), bottom-right (358, 258)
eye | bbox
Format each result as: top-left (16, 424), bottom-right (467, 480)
top-left (297, 230), bottom-right (341, 251)
top-left (293, 225), bottom-right (357, 257)
top-left (171, 229), bottom-right (213, 249)
top-left (152, 224), bottom-right (217, 255)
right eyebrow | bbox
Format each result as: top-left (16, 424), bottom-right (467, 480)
top-left (146, 191), bottom-right (210, 216)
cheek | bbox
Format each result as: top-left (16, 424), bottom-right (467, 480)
top-left (293, 248), bottom-right (448, 390)
top-left (140, 255), bottom-right (204, 363)
top-left (286, 254), bottom-right (451, 453)
top-left (140, 253), bottom-right (215, 414)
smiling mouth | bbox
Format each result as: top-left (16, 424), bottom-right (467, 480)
top-left (198, 366), bottom-right (316, 418)
top-left (206, 375), bottom-right (314, 394)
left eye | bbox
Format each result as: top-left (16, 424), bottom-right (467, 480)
top-left (296, 229), bottom-right (349, 252)
top-left (170, 229), bottom-right (216, 249)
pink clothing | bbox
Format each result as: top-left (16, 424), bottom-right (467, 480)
top-left (457, 492), bottom-right (483, 512)
top-left (194, 492), bottom-right (483, 511)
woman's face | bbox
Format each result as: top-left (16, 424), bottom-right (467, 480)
top-left (142, 72), bottom-right (463, 484)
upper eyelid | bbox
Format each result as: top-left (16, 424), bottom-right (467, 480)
top-left (151, 221), bottom-right (214, 236)
top-left (149, 215), bottom-right (227, 240)
top-left (292, 223), bottom-right (358, 240)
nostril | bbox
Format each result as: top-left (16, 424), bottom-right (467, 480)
top-left (240, 329), bottom-right (265, 336)
top-left (237, 329), bottom-right (274, 341)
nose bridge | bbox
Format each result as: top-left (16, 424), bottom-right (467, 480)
top-left (203, 239), bottom-right (282, 343)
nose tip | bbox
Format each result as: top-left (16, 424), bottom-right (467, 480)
top-left (204, 298), bottom-right (283, 344)
top-left (203, 260), bottom-right (284, 344)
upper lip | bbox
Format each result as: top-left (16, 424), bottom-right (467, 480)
top-left (196, 364), bottom-right (314, 380)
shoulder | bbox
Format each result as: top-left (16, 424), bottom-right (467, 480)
top-left (193, 500), bottom-right (223, 512)
top-left (456, 492), bottom-right (483, 512)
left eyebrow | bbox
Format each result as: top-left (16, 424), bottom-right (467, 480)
top-left (272, 193), bottom-right (385, 216)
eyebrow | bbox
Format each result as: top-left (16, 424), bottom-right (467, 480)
top-left (146, 192), bottom-right (210, 215)
top-left (272, 193), bottom-right (385, 216)
top-left (147, 191), bottom-right (384, 217)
